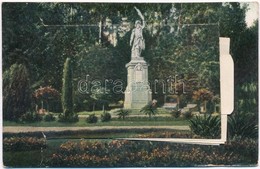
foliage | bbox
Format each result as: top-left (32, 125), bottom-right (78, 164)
top-left (3, 137), bottom-right (46, 152)
top-left (2, 3), bottom-right (256, 115)
top-left (60, 57), bottom-right (77, 122)
top-left (228, 111), bottom-right (258, 139)
top-left (189, 115), bottom-right (220, 138)
top-left (101, 112), bottom-right (111, 122)
top-left (34, 86), bottom-right (60, 100)
top-left (19, 112), bottom-right (43, 123)
top-left (225, 138), bottom-right (258, 163)
top-left (116, 109), bottom-right (130, 120)
top-left (182, 111), bottom-right (193, 119)
top-left (192, 88), bottom-right (214, 113)
top-left (3, 63), bottom-right (31, 121)
top-left (171, 110), bottom-right (181, 118)
top-left (140, 101), bottom-right (158, 119)
top-left (61, 57), bottom-right (73, 114)
top-left (44, 113), bottom-right (56, 122)
top-left (45, 139), bottom-right (257, 167)
top-left (33, 86), bottom-right (60, 112)
top-left (237, 82), bottom-right (257, 117)
top-left (86, 114), bottom-right (98, 123)
top-left (192, 88), bottom-right (213, 102)
top-left (228, 82), bottom-right (258, 139)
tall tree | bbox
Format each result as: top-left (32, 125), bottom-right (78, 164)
top-left (3, 63), bottom-right (31, 121)
top-left (61, 58), bottom-right (74, 118)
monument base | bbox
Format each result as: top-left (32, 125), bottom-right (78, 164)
top-left (124, 57), bottom-right (152, 109)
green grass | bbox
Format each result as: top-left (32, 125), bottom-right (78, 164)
top-left (77, 108), bottom-right (170, 116)
top-left (3, 116), bottom-right (189, 127)
top-left (77, 110), bottom-right (105, 115)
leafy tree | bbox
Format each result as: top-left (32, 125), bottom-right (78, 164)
top-left (33, 86), bottom-right (60, 112)
top-left (192, 88), bottom-right (213, 113)
top-left (3, 63), bottom-right (31, 121)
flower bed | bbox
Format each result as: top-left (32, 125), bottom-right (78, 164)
top-left (46, 139), bottom-right (258, 167)
top-left (3, 137), bottom-right (46, 152)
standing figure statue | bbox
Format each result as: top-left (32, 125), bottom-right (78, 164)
top-left (130, 7), bottom-right (145, 58)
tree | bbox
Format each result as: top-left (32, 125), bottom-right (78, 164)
top-left (2, 2), bottom-right (257, 116)
top-left (33, 86), bottom-right (60, 112)
top-left (3, 63), bottom-right (31, 121)
top-left (192, 88), bottom-right (213, 114)
top-left (60, 57), bottom-right (77, 122)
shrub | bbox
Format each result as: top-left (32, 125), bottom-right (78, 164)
top-left (101, 112), bottom-right (111, 122)
top-left (86, 114), bottom-right (98, 123)
top-left (140, 101), bottom-right (157, 119)
top-left (19, 111), bottom-right (43, 123)
top-left (117, 109), bottom-right (130, 120)
top-left (44, 113), bottom-right (56, 122)
top-left (189, 115), bottom-right (220, 138)
top-left (171, 110), bottom-right (181, 118)
top-left (182, 111), bottom-right (193, 119)
top-left (3, 137), bottom-right (46, 152)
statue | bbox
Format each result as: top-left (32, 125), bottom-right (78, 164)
top-left (130, 7), bottom-right (145, 58)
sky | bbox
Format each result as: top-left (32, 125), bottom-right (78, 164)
top-left (245, 2), bottom-right (259, 27)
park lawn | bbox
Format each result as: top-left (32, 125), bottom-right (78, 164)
top-left (3, 116), bottom-right (189, 127)
top-left (77, 108), bottom-right (171, 116)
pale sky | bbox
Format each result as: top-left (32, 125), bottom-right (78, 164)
top-left (245, 2), bottom-right (259, 27)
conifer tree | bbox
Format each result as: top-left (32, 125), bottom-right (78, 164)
top-left (61, 57), bottom-right (74, 119)
top-left (3, 63), bottom-right (31, 121)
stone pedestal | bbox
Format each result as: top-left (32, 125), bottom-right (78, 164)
top-left (124, 57), bottom-right (152, 109)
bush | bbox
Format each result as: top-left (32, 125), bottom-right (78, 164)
top-left (86, 114), bottom-right (98, 123)
top-left (140, 101), bottom-right (157, 119)
top-left (101, 112), bottom-right (111, 122)
top-left (19, 111), bottom-right (43, 123)
top-left (171, 110), bottom-right (181, 118)
top-left (3, 137), bottom-right (46, 152)
top-left (58, 113), bottom-right (79, 123)
top-left (117, 109), bottom-right (130, 120)
top-left (44, 113), bottom-right (56, 122)
top-left (182, 111), bottom-right (193, 119)
top-left (189, 115), bottom-right (220, 138)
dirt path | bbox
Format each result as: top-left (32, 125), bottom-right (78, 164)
top-left (3, 126), bottom-right (190, 133)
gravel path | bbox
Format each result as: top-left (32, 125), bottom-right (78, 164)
top-left (3, 126), bottom-right (190, 133)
